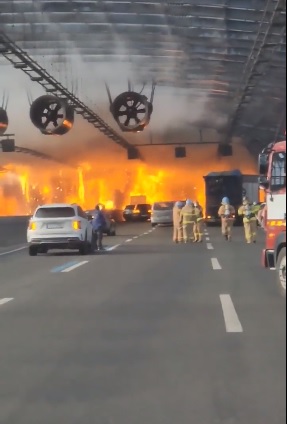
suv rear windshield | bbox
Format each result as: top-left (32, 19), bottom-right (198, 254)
top-left (35, 207), bottom-right (75, 218)
top-left (138, 204), bottom-right (151, 209)
top-left (153, 202), bottom-right (174, 210)
top-left (124, 205), bottom-right (135, 210)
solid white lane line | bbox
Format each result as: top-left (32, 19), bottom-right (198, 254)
top-left (0, 246), bottom-right (27, 257)
top-left (125, 239), bottom-right (133, 243)
top-left (61, 261), bottom-right (89, 273)
top-left (206, 237), bottom-right (210, 241)
top-left (211, 258), bottom-right (222, 270)
top-left (106, 245), bottom-right (120, 251)
top-left (0, 298), bottom-right (14, 306)
top-left (220, 295), bottom-right (243, 333)
top-left (206, 243), bottom-right (214, 250)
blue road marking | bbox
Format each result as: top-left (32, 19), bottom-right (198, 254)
top-left (51, 261), bottom-right (81, 273)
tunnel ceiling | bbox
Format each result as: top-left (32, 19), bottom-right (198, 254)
top-left (0, 0), bottom-right (286, 155)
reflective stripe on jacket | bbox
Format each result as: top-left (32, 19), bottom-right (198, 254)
top-left (180, 206), bottom-right (199, 224)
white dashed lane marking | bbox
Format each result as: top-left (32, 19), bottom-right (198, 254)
top-left (211, 258), bottom-right (222, 270)
top-left (125, 239), bottom-right (133, 243)
top-left (206, 243), bottom-right (214, 250)
top-left (205, 237), bottom-right (210, 241)
top-left (0, 246), bottom-right (27, 257)
top-left (220, 294), bottom-right (243, 333)
top-left (0, 298), bottom-right (14, 306)
top-left (61, 261), bottom-right (89, 273)
top-left (106, 245), bottom-right (120, 251)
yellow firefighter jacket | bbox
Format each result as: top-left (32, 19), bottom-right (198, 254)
top-left (180, 205), bottom-right (200, 225)
top-left (218, 204), bottom-right (235, 220)
top-left (173, 206), bottom-right (182, 227)
top-left (238, 203), bottom-right (257, 223)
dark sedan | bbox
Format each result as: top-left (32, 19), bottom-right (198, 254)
top-left (123, 204), bottom-right (151, 222)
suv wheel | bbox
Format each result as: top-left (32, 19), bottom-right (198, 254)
top-left (79, 241), bottom-right (89, 255)
top-left (29, 246), bottom-right (38, 256)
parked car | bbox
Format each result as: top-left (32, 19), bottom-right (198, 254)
top-left (123, 203), bottom-right (151, 222)
top-left (85, 209), bottom-right (116, 236)
top-left (27, 203), bottom-right (93, 256)
top-left (151, 201), bottom-right (175, 226)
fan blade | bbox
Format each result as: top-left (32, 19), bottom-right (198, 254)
top-left (53, 120), bottom-right (58, 127)
top-left (55, 103), bottom-right (62, 113)
top-left (136, 108), bottom-right (146, 113)
top-left (124, 117), bottom-right (130, 127)
top-left (43, 119), bottom-right (50, 129)
top-left (57, 114), bottom-right (64, 119)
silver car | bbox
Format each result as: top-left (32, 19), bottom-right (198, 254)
top-left (150, 201), bottom-right (175, 227)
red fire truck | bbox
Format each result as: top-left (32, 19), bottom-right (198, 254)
top-left (258, 138), bottom-right (286, 296)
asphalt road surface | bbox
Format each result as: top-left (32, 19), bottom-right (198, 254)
top-left (0, 220), bottom-right (286, 424)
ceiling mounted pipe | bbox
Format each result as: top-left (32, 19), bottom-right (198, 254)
top-left (0, 107), bottom-right (8, 135)
top-left (110, 91), bottom-right (153, 133)
top-left (29, 95), bottom-right (74, 135)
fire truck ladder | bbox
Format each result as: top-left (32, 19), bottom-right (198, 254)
top-left (0, 30), bottom-right (138, 155)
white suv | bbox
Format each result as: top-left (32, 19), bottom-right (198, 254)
top-left (27, 203), bottom-right (93, 256)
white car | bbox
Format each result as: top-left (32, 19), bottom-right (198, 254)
top-left (27, 203), bottom-right (93, 256)
top-left (151, 201), bottom-right (175, 227)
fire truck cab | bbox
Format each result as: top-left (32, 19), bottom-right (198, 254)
top-left (258, 139), bottom-right (286, 296)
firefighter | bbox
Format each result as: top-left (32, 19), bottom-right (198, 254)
top-left (218, 197), bottom-right (235, 241)
top-left (173, 201), bottom-right (184, 243)
top-left (238, 197), bottom-right (257, 243)
top-left (180, 199), bottom-right (199, 243)
top-left (193, 201), bottom-right (204, 242)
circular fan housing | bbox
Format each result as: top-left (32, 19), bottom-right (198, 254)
top-left (0, 108), bottom-right (8, 135)
top-left (29, 95), bottom-right (74, 135)
top-left (111, 91), bottom-right (152, 132)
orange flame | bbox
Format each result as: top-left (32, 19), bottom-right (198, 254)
top-left (0, 144), bottom-right (257, 216)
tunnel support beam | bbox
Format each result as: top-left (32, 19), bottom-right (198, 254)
top-left (0, 30), bottom-right (139, 157)
top-left (224, 0), bottom-right (286, 143)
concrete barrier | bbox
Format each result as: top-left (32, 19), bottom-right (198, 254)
top-left (0, 211), bottom-right (124, 249)
top-left (0, 216), bottom-right (30, 248)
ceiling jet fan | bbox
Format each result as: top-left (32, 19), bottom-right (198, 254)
top-left (28, 94), bottom-right (74, 136)
top-left (105, 80), bottom-right (156, 133)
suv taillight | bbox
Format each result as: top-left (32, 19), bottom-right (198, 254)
top-left (29, 221), bottom-right (37, 230)
top-left (72, 220), bottom-right (81, 230)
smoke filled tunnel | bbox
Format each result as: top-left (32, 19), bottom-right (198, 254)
top-left (0, 0), bottom-right (286, 213)
top-left (0, 4), bottom-right (286, 424)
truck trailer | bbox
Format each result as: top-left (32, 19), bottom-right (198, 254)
top-left (203, 170), bottom-right (259, 226)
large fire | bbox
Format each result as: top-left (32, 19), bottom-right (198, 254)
top-left (0, 144), bottom-right (257, 216)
